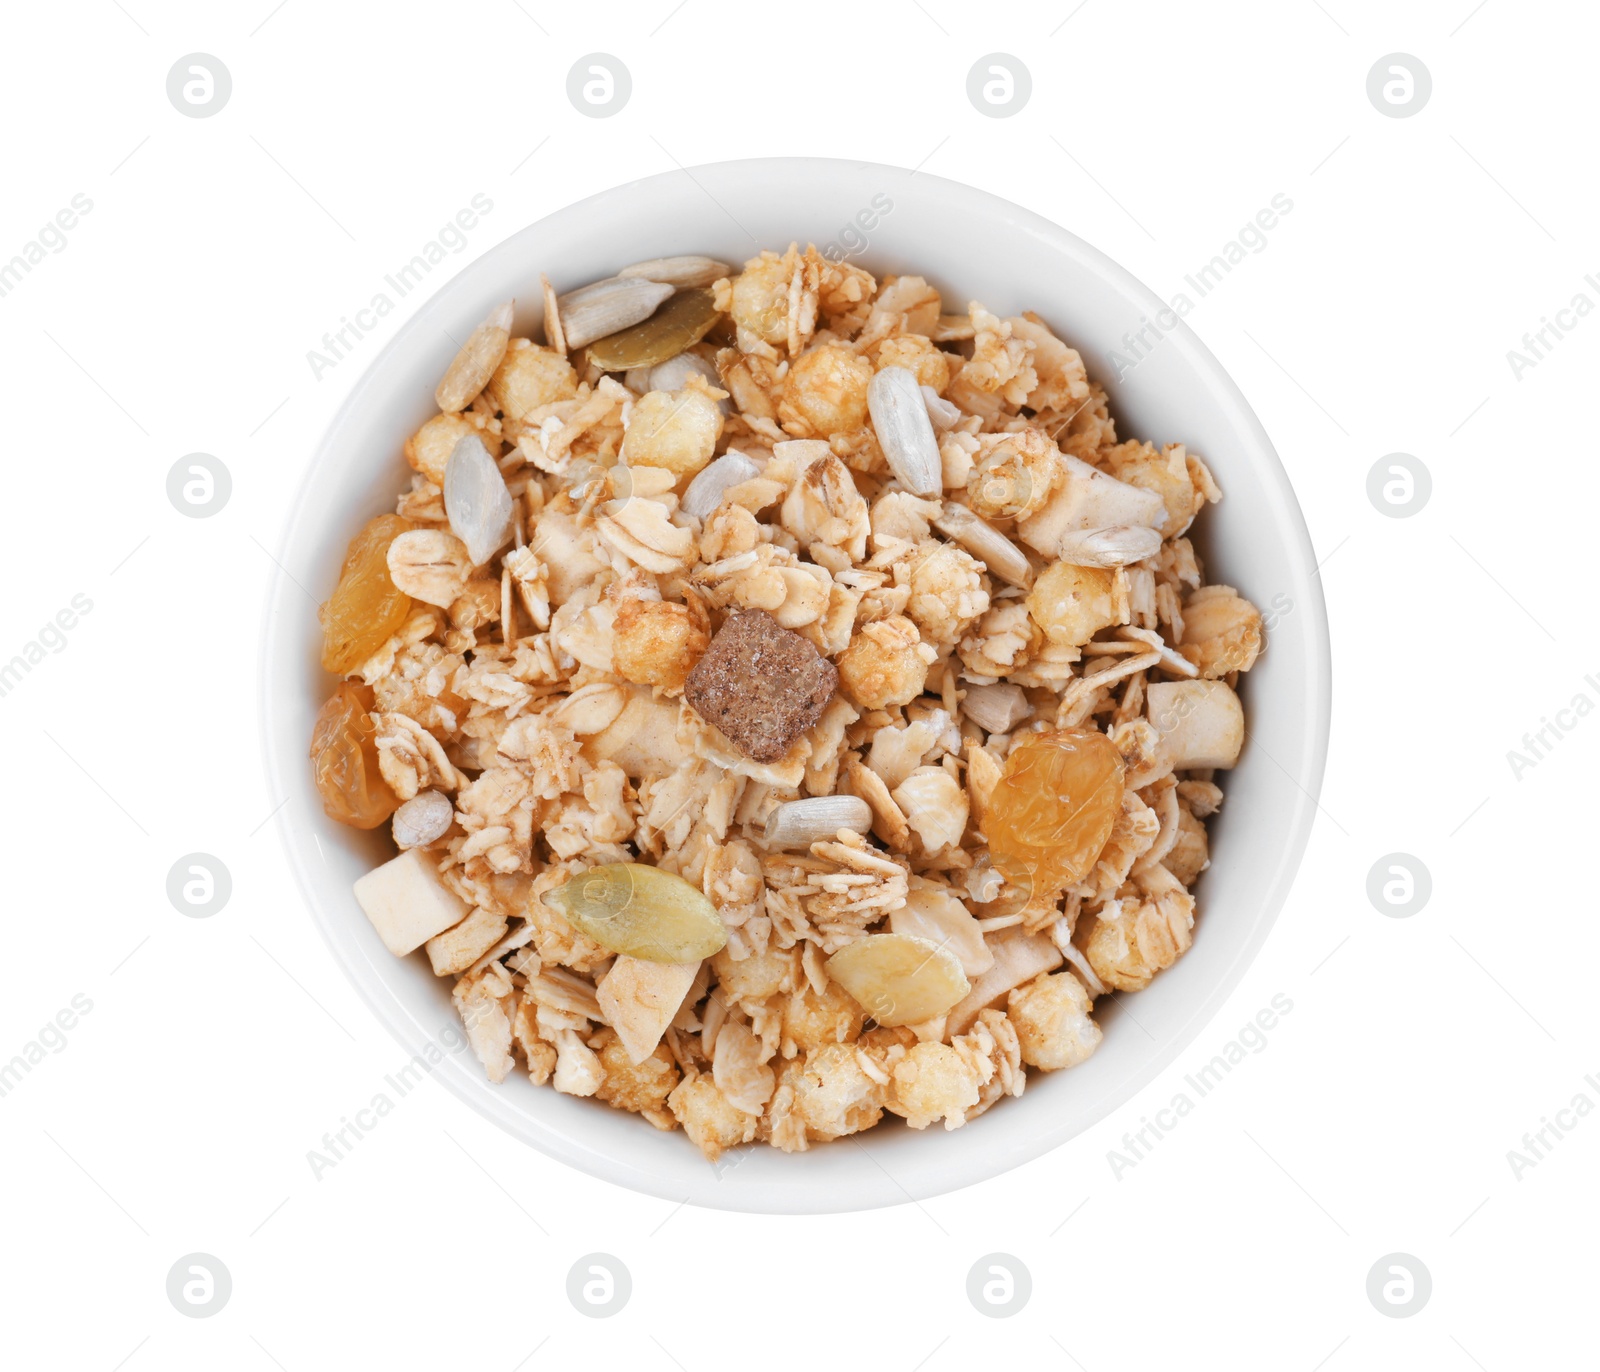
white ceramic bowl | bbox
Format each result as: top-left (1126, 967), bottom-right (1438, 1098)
top-left (263, 157), bottom-right (1330, 1214)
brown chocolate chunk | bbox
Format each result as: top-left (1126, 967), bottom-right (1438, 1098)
top-left (685, 609), bottom-right (838, 763)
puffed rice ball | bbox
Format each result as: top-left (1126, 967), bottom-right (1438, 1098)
top-left (620, 382), bottom-right (723, 476)
top-left (728, 252), bottom-right (792, 345)
top-left (782, 979), bottom-right (865, 1054)
top-left (404, 412), bottom-right (498, 484)
top-left (904, 542), bottom-right (990, 646)
top-left (1178, 586), bottom-right (1263, 678)
top-left (836, 615), bottom-right (936, 709)
top-left (487, 338), bottom-right (578, 422)
top-left (794, 1043), bottom-right (888, 1141)
top-left (1098, 440), bottom-right (1206, 537)
top-left (1007, 971), bottom-right (1102, 1071)
top-left (874, 335), bottom-right (952, 394)
top-left (891, 1042), bottom-right (980, 1130)
top-left (967, 429), bottom-right (1059, 521)
top-left (591, 1030), bottom-right (679, 1124)
top-left (612, 598), bottom-right (708, 691)
top-left (712, 946), bottom-right (797, 1004)
top-left (777, 341), bottom-right (873, 438)
top-left (1084, 888), bottom-right (1194, 993)
top-left (667, 1071), bottom-right (758, 1160)
top-left (1026, 562), bottom-right (1120, 647)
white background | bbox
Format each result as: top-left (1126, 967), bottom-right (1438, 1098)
top-left (1, 1), bottom-right (1593, 1367)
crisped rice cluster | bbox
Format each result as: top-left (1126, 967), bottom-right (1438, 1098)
top-left (323, 243), bottom-right (1264, 1159)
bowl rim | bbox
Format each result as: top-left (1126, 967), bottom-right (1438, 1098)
top-left (261, 155), bottom-right (1332, 1213)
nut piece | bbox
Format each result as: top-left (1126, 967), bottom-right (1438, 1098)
top-left (425, 905), bottom-right (508, 976)
top-left (889, 885), bottom-right (993, 978)
top-left (387, 529), bottom-right (473, 606)
top-left (825, 933), bottom-right (971, 1028)
top-left (945, 926), bottom-right (1064, 1035)
top-left (444, 433), bottom-right (515, 567)
top-left (922, 385), bottom-right (961, 431)
top-left (542, 862), bottom-right (728, 962)
top-left (764, 795), bottom-right (873, 848)
top-left (392, 789), bottom-right (454, 849)
top-left (1147, 680), bottom-right (1244, 770)
top-left (960, 682), bottom-right (1031, 735)
top-left (353, 848), bottom-right (470, 956)
top-left (596, 955), bottom-right (701, 1064)
top-left (435, 300), bottom-right (513, 412)
top-left (684, 608), bottom-right (838, 763)
top-left (1055, 525), bottom-right (1163, 568)
top-left (682, 450), bottom-right (760, 520)
top-left (712, 1020), bottom-right (776, 1113)
top-left (868, 365), bottom-right (942, 495)
top-left (1017, 453), bottom-right (1166, 559)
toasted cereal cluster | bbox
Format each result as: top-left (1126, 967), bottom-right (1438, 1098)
top-left (318, 244), bottom-right (1263, 1159)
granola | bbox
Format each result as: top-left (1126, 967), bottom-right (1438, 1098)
top-left (317, 246), bottom-right (1262, 1159)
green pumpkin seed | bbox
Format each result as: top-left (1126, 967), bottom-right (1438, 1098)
top-left (542, 862), bottom-right (727, 962)
top-left (586, 288), bottom-right (722, 371)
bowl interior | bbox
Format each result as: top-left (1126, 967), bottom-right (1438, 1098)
top-left (263, 158), bottom-right (1330, 1213)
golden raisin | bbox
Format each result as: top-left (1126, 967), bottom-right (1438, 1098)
top-left (319, 514), bottom-right (413, 673)
top-left (310, 682), bottom-right (400, 829)
top-left (986, 729), bottom-right (1125, 895)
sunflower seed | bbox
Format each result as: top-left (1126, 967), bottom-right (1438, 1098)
top-left (682, 449), bottom-right (761, 519)
top-left (618, 254), bottom-right (731, 289)
top-left (435, 300), bottom-right (513, 413)
top-left (1055, 525), bottom-right (1163, 567)
top-left (556, 277), bottom-right (674, 351)
top-left (868, 366), bottom-right (943, 496)
top-left (933, 501), bottom-right (1034, 588)
top-left (763, 794), bottom-right (873, 848)
top-left (444, 433), bottom-right (515, 567)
